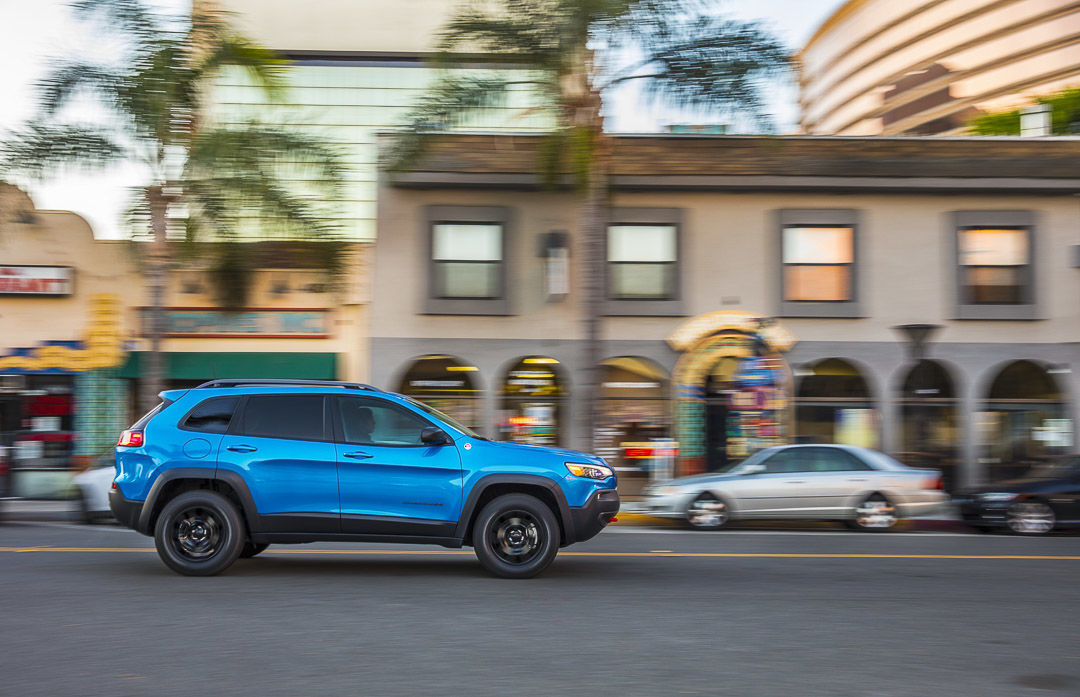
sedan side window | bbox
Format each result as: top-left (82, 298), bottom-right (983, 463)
top-left (338, 397), bottom-right (433, 446)
top-left (761, 449), bottom-right (811, 474)
top-left (810, 448), bottom-right (873, 472)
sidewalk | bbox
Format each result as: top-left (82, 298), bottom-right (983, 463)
top-left (1, 499), bottom-right (81, 523)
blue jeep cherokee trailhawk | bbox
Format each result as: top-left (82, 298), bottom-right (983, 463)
top-left (110, 379), bottom-right (619, 578)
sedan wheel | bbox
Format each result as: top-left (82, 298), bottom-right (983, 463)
top-left (851, 495), bottom-right (897, 531)
top-left (686, 493), bottom-right (729, 530)
top-left (1007, 500), bottom-right (1055, 535)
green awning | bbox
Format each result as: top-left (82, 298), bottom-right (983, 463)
top-left (118, 352), bottom-right (336, 380)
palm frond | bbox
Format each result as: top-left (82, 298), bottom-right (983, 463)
top-left (38, 62), bottom-right (125, 115)
top-left (389, 75), bottom-right (516, 170)
top-left (0, 124), bottom-right (125, 179)
top-left (69, 0), bottom-right (158, 40)
top-left (194, 35), bottom-right (289, 100)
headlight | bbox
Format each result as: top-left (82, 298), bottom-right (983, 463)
top-left (649, 485), bottom-right (680, 496)
top-left (565, 462), bottom-right (613, 480)
top-left (979, 492), bottom-right (1018, 502)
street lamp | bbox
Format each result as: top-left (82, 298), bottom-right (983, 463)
top-left (893, 324), bottom-right (943, 467)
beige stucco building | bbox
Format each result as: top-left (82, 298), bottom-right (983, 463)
top-left (799, 0), bottom-right (1080, 135)
top-left (0, 183), bottom-right (369, 496)
top-left (374, 134), bottom-right (1080, 492)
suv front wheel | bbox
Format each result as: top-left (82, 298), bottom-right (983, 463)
top-left (154, 490), bottom-right (245, 576)
top-left (472, 493), bottom-right (560, 579)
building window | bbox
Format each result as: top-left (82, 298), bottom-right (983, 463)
top-left (782, 226), bottom-right (853, 302)
top-left (424, 206), bottom-right (512, 315)
top-left (432, 223), bottom-right (502, 299)
top-left (607, 225), bottom-right (677, 300)
top-left (777, 210), bottom-right (862, 318)
top-left (952, 211), bottom-right (1037, 320)
top-left (958, 227), bottom-right (1029, 305)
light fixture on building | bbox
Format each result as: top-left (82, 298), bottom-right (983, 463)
top-left (893, 323), bottom-right (942, 361)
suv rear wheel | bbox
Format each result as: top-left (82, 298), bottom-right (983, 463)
top-left (472, 493), bottom-right (560, 579)
top-left (154, 490), bottom-right (245, 576)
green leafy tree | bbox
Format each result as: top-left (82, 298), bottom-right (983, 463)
top-left (394, 0), bottom-right (789, 447)
top-left (969, 88), bottom-right (1080, 135)
top-left (0, 0), bottom-right (344, 412)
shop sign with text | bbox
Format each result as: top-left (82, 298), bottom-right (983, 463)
top-left (0, 266), bottom-right (74, 296)
top-left (141, 308), bottom-right (330, 338)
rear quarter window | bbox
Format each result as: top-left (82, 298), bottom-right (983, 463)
top-left (181, 397), bottom-right (240, 434)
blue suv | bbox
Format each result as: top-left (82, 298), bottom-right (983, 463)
top-left (110, 379), bottom-right (619, 578)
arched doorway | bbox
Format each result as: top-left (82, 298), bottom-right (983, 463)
top-left (669, 312), bottom-right (796, 476)
top-left (594, 356), bottom-right (672, 494)
top-left (981, 360), bottom-right (1071, 482)
top-left (396, 354), bottom-right (482, 433)
top-left (497, 356), bottom-right (566, 446)
top-left (898, 360), bottom-right (959, 490)
top-left (795, 358), bottom-right (878, 449)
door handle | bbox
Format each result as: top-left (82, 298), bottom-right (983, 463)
top-left (847, 478), bottom-right (868, 482)
top-left (784, 480), bottom-right (806, 484)
top-left (226, 445), bottom-right (257, 453)
top-left (343, 451), bottom-right (373, 459)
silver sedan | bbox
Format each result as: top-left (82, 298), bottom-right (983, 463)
top-left (642, 444), bottom-right (948, 531)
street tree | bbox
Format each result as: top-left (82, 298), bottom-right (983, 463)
top-left (0, 0), bottom-right (344, 412)
top-left (393, 0), bottom-right (789, 447)
top-left (969, 88), bottom-right (1080, 135)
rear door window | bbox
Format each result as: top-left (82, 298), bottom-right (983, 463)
top-left (182, 397), bottom-right (240, 434)
top-left (240, 395), bottom-right (326, 441)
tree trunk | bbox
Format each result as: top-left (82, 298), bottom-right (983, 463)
top-left (139, 186), bottom-right (170, 413)
top-left (579, 135), bottom-right (610, 452)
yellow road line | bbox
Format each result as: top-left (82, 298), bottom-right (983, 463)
top-left (2, 547), bottom-right (1079, 560)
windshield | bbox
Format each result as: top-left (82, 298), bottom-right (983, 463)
top-left (401, 396), bottom-right (485, 440)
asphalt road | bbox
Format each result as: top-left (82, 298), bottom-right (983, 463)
top-left (1, 522), bottom-right (1079, 697)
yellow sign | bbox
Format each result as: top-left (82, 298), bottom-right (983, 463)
top-left (0, 294), bottom-right (124, 373)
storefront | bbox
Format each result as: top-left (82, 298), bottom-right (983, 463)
top-left (397, 354), bottom-right (483, 433)
top-left (795, 358), bottom-right (879, 449)
top-left (979, 360), bottom-right (1072, 482)
top-left (897, 359), bottom-right (959, 489)
top-left (668, 311), bottom-right (796, 477)
top-left (497, 356), bottom-right (566, 446)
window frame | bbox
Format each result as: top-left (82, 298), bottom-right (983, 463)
top-left (178, 396), bottom-right (241, 435)
top-left (777, 209), bottom-right (863, 318)
top-left (424, 205), bottom-right (512, 316)
top-left (952, 211), bottom-right (1038, 320)
top-left (233, 394), bottom-right (331, 443)
top-left (603, 208), bottom-right (685, 317)
top-left (331, 395), bottom-right (440, 448)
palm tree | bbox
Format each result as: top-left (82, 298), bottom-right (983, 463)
top-left (393, 0), bottom-right (789, 448)
top-left (0, 0), bottom-right (344, 412)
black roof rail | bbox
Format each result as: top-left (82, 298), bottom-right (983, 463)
top-left (194, 379), bottom-right (383, 392)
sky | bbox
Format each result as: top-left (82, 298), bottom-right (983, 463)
top-left (0, 0), bottom-right (844, 239)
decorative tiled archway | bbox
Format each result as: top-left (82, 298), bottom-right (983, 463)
top-left (667, 311), bottom-right (797, 477)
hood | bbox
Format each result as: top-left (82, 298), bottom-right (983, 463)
top-left (655, 471), bottom-right (740, 489)
top-left (960, 477), bottom-right (1056, 495)
top-left (489, 440), bottom-right (603, 463)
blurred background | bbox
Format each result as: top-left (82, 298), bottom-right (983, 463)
top-left (1, 0), bottom-right (1078, 503)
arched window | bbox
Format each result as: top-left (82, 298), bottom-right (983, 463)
top-left (795, 358), bottom-right (878, 448)
top-left (497, 356), bottom-right (566, 446)
top-left (982, 360), bottom-right (1070, 482)
top-left (396, 355), bottom-right (482, 433)
top-left (898, 360), bottom-right (959, 489)
top-left (595, 357), bottom-right (673, 492)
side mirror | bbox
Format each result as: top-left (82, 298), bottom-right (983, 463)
top-left (421, 427), bottom-right (452, 446)
top-left (741, 463), bottom-right (765, 476)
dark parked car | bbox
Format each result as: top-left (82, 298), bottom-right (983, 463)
top-left (953, 457), bottom-right (1080, 534)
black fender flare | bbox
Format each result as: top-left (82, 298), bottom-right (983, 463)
top-left (455, 474), bottom-right (574, 544)
top-left (137, 467), bottom-right (260, 535)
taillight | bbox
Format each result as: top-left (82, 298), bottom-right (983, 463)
top-left (117, 430), bottom-right (144, 447)
top-left (923, 475), bottom-right (943, 490)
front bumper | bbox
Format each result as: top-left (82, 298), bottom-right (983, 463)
top-left (567, 488), bottom-right (620, 544)
top-left (108, 487), bottom-right (145, 532)
top-left (643, 491), bottom-right (694, 519)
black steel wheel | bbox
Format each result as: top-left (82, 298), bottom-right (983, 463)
top-left (685, 492), bottom-right (730, 530)
top-left (473, 493), bottom-right (559, 579)
top-left (240, 542), bottom-right (270, 558)
top-left (154, 490), bottom-right (244, 576)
